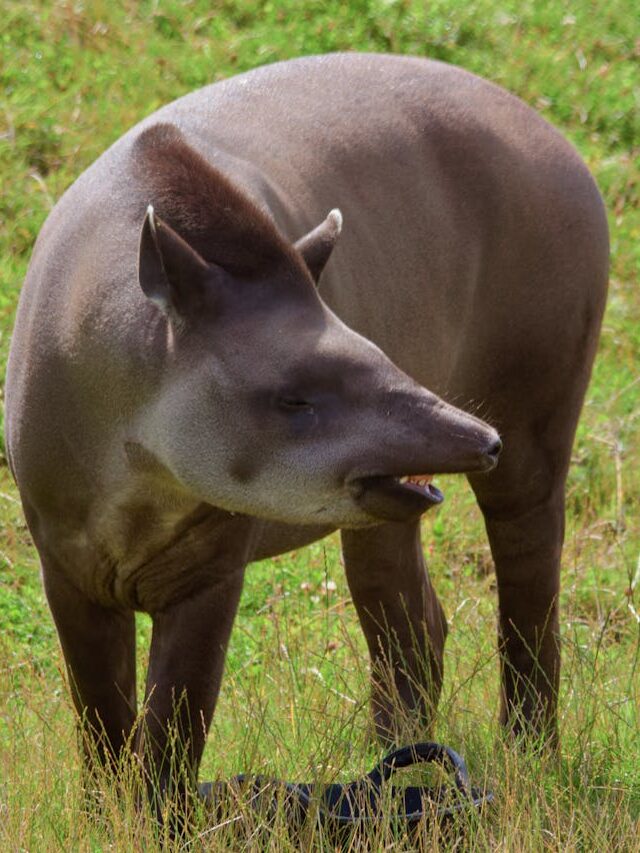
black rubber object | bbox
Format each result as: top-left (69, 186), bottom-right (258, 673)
top-left (200, 741), bottom-right (492, 834)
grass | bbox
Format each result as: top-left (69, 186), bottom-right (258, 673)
top-left (1, 0), bottom-right (639, 849)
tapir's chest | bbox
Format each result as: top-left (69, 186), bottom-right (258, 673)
top-left (65, 495), bottom-right (262, 613)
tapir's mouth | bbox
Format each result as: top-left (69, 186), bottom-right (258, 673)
top-left (397, 474), bottom-right (443, 502)
top-left (348, 473), bottom-right (444, 522)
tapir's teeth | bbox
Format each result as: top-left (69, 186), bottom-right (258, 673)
top-left (399, 474), bottom-right (434, 487)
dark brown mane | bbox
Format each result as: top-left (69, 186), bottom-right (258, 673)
top-left (133, 122), bottom-right (296, 276)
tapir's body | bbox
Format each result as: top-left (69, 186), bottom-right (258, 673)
top-left (5, 54), bottom-right (607, 802)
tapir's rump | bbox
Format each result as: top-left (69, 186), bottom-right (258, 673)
top-left (4, 54), bottom-right (608, 800)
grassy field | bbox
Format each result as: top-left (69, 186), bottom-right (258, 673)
top-left (1, 0), bottom-right (638, 849)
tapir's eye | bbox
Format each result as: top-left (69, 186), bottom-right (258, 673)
top-left (277, 396), bottom-right (315, 414)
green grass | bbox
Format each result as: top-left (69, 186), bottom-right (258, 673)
top-left (1, 0), bottom-right (639, 849)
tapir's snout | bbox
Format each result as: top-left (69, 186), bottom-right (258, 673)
top-left (345, 386), bottom-right (502, 524)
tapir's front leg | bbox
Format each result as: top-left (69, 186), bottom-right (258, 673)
top-left (41, 556), bottom-right (138, 775)
top-left (341, 520), bottom-right (447, 744)
top-left (140, 564), bottom-right (245, 814)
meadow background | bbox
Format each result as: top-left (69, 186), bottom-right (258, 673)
top-left (0, 0), bottom-right (638, 849)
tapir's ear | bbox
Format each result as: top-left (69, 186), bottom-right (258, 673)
top-left (294, 208), bottom-right (342, 284)
top-left (138, 205), bottom-right (210, 317)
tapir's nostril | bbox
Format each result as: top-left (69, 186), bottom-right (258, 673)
top-left (488, 437), bottom-right (503, 458)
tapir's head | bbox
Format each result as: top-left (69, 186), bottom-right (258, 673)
top-left (136, 201), bottom-right (500, 528)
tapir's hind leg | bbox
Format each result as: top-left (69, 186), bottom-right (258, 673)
top-left (41, 559), bottom-right (137, 770)
top-left (465, 181), bottom-right (607, 743)
top-left (341, 520), bottom-right (447, 744)
top-left (468, 429), bottom-right (574, 743)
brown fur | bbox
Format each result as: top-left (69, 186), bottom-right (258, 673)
top-left (5, 54), bottom-right (608, 811)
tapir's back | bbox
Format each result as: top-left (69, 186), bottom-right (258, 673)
top-left (170, 53), bottom-right (606, 395)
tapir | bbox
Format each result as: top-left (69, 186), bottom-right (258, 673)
top-left (5, 53), bottom-right (608, 802)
